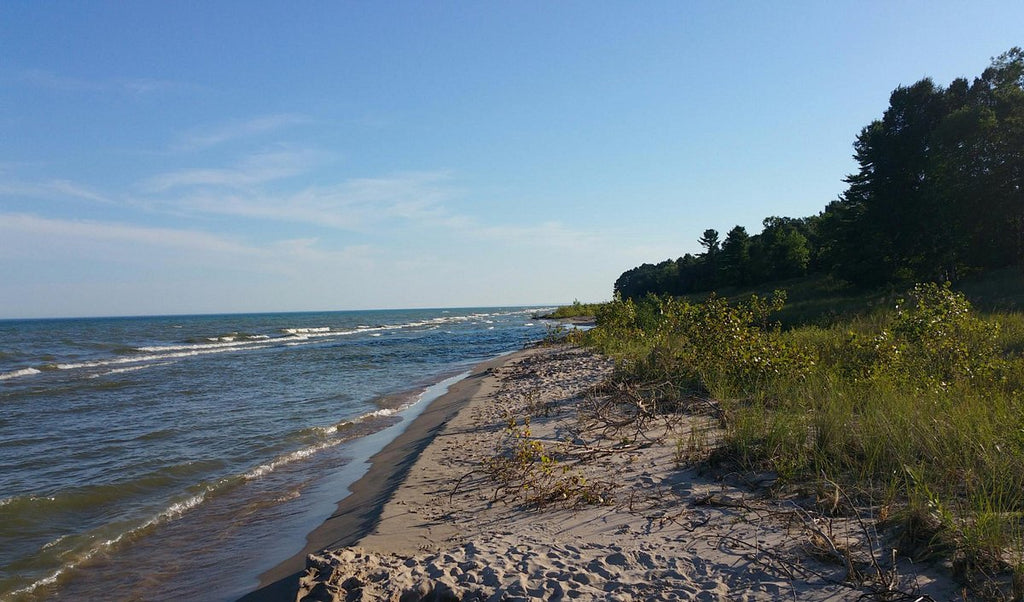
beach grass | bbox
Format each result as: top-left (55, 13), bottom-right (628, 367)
top-left (568, 276), bottom-right (1024, 598)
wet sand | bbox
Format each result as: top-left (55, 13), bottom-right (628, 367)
top-left (239, 352), bottom-right (519, 602)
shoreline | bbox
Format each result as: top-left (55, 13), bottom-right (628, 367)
top-left (285, 344), bottom-right (961, 602)
top-left (239, 350), bottom-right (525, 602)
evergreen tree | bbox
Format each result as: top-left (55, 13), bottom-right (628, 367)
top-left (720, 225), bottom-right (751, 286)
top-left (613, 49), bottom-right (1024, 298)
top-left (698, 229), bottom-right (721, 256)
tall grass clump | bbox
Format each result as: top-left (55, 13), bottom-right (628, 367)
top-left (580, 283), bottom-right (1024, 593)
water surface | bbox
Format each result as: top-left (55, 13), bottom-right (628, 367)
top-left (0, 307), bottom-right (551, 600)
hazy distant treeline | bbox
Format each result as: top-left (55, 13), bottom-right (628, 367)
top-left (615, 49), bottom-right (1024, 299)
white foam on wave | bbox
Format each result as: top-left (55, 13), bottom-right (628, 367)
top-left (401, 371), bottom-right (473, 414)
top-left (9, 567), bottom-right (64, 599)
top-left (8, 490), bottom-right (208, 599)
top-left (242, 442), bottom-right (334, 480)
top-left (1, 307), bottom-right (548, 385)
top-left (228, 406), bottom-right (405, 484)
top-left (0, 367), bottom-right (41, 380)
top-left (145, 492), bottom-right (207, 526)
top-left (205, 334), bottom-right (269, 343)
top-left (0, 494), bottom-right (56, 508)
top-left (137, 336), bottom-right (269, 353)
top-left (41, 534), bottom-right (69, 551)
top-left (8, 366), bottom-right (486, 598)
top-left (310, 407), bottom-right (398, 437)
top-left (53, 344), bottom-right (272, 373)
top-left (283, 326), bottom-right (331, 335)
top-left (279, 309), bottom-right (547, 343)
top-left (278, 326), bottom-right (367, 343)
top-left (310, 372), bottom-right (470, 438)
top-left (13, 425), bottom-right (350, 600)
top-left (88, 362), bottom-right (176, 379)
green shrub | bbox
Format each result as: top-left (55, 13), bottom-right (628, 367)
top-left (545, 300), bottom-right (607, 319)
top-left (833, 283), bottom-right (1001, 389)
top-left (587, 291), bottom-right (812, 399)
top-left (578, 282), bottom-right (1024, 594)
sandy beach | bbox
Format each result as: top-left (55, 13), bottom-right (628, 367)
top-left (252, 344), bottom-right (961, 602)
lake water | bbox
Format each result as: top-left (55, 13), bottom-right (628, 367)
top-left (0, 307), bottom-right (552, 601)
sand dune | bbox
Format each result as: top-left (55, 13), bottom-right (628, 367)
top-left (292, 346), bottom-right (958, 601)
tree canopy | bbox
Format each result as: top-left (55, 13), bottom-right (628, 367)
top-left (614, 49), bottom-right (1024, 300)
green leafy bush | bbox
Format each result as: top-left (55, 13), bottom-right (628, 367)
top-left (887, 283), bottom-right (1001, 385)
top-left (590, 291), bottom-right (811, 400)
top-left (577, 282), bottom-right (1024, 595)
top-left (544, 300), bottom-right (607, 319)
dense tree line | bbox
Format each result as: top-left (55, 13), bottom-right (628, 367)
top-left (615, 49), bottom-right (1024, 300)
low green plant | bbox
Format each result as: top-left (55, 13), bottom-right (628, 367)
top-left (673, 424), bottom-right (712, 467)
top-left (485, 415), bottom-right (611, 508)
top-left (543, 300), bottom-right (607, 319)
top-left (585, 290), bottom-right (813, 400)
top-left (576, 281), bottom-right (1024, 597)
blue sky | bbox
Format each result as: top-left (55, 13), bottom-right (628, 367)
top-left (1, 2), bottom-right (1021, 318)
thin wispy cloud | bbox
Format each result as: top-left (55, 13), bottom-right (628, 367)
top-left (117, 78), bottom-right (185, 96)
top-left (431, 213), bottom-right (601, 252)
top-left (145, 159), bottom-right (599, 252)
top-left (0, 212), bottom-right (385, 279)
top-left (0, 178), bottom-right (115, 205)
top-left (20, 69), bottom-right (104, 92)
top-left (0, 212), bottom-right (254, 256)
top-left (162, 170), bottom-right (453, 230)
top-left (172, 114), bottom-right (313, 151)
top-left (2, 154), bottom-right (598, 256)
top-left (478, 220), bottom-right (599, 250)
top-left (142, 147), bottom-right (324, 192)
top-left (19, 69), bottom-right (191, 96)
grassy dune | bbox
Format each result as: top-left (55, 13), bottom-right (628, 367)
top-left (563, 273), bottom-right (1024, 598)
